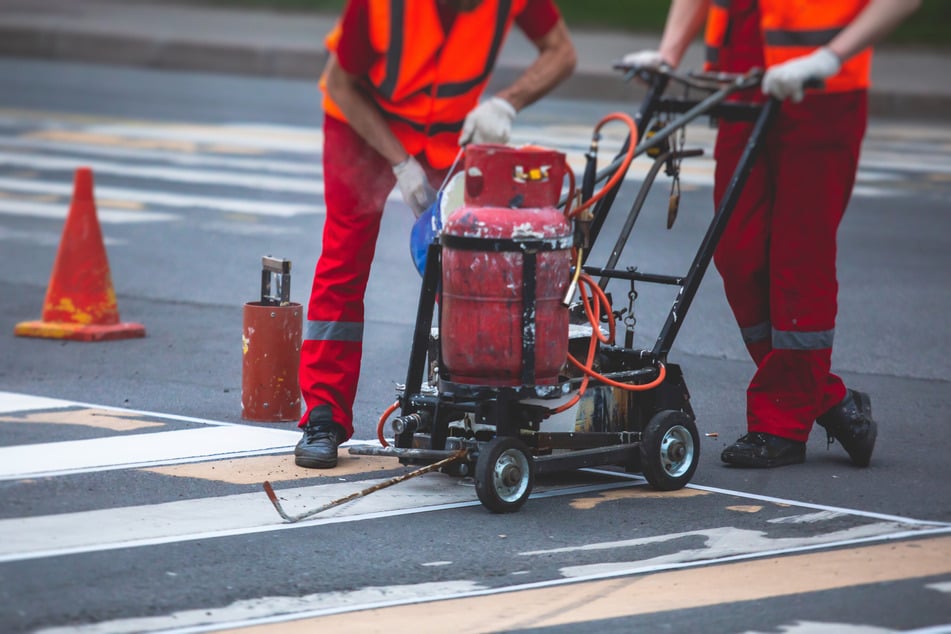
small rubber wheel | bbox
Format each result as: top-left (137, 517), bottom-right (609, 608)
top-left (474, 437), bottom-right (534, 513)
top-left (640, 410), bottom-right (700, 491)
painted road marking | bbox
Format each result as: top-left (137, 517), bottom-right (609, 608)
top-left (0, 392), bottom-right (83, 413)
top-left (0, 197), bottom-right (179, 223)
top-left (0, 136), bottom-right (322, 175)
top-left (0, 407), bottom-right (167, 432)
top-left (208, 536), bottom-right (951, 634)
top-left (0, 151), bottom-right (323, 194)
top-left (0, 476), bottom-right (646, 563)
top-left (0, 109), bottom-right (324, 153)
top-left (0, 108), bottom-right (936, 236)
top-left (0, 426), bottom-right (300, 481)
top-left (1, 390), bottom-right (948, 579)
top-left (36, 535), bottom-right (951, 634)
top-left (142, 452), bottom-right (406, 485)
top-left (0, 176), bottom-right (321, 217)
top-left (526, 523), bottom-right (941, 579)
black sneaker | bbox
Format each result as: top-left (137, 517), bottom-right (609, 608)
top-left (294, 405), bottom-right (345, 469)
top-left (816, 389), bottom-right (877, 467)
top-left (721, 432), bottom-right (806, 468)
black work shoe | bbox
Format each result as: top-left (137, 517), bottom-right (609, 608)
top-left (721, 432), bottom-right (806, 468)
top-left (294, 406), bottom-right (345, 469)
top-left (816, 389), bottom-right (877, 467)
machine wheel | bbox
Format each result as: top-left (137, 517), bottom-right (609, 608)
top-left (474, 437), bottom-right (534, 513)
top-left (640, 410), bottom-right (700, 491)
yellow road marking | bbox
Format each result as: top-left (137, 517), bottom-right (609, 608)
top-left (0, 408), bottom-right (164, 432)
top-left (26, 130), bottom-right (199, 153)
top-left (0, 191), bottom-right (59, 203)
top-left (223, 536), bottom-right (951, 633)
top-left (142, 452), bottom-right (407, 484)
top-left (727, 505), bottom-right (764, 513)
top-left (570, 487), bottom-right (707, 510)
top-left (97, 198), bottom-right (144, 210)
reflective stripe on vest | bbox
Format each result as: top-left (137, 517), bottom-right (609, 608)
top-left (703, 0), bottom-right (730, 70)
top-left (772, 327), bottom-right (834, 351)
top-left (322, 0), bottom-right (525, 168)
top-left (703, 0), bottom-right (872, 92)
top-left (305, 320), bottom-right (364, 343)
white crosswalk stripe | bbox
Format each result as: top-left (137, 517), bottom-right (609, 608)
top-left (0, 151), bottom-right (323, 194)
top-left (0, 176), bottom-right (319, 217)
top-left (0, 109), bottom-right (947, 232)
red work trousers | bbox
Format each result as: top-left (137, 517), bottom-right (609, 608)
top-left (713, 92), bottom-right (867, 441)
top-left (298, 115), bottom-right (449, 436)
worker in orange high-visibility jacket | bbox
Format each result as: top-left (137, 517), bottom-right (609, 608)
top-left (296, 0), bottom-right (577, 469)
top-left (622, 0), bottom-right (919, 468)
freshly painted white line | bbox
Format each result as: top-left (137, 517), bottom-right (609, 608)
top-left (0, 177), bottom-right (321, 217)
top-left (35, 581), bottom-right (488, 634)
top-left (0, 198), bottom-right (178, 223)
top-left (0, 479), bottom-right (644, 564)
top-left (0, 151), bottom-right (323, 194)
top-left (548, 523), bottom-right (938, 578)
top-left (927, 581), bottom-right (951, 594)
top-left (586, 468), bottom-right (951, 528)
top-left (0, 137), bottom-right (322, 175)
top-left (85, 124), bottom-right (321, 152)
top-left (0, 392), bottom-right (79, 413)
top-left (64, 529), bottom-right (951, 634)
top-left (0, 391), bottom-right (272, 428)
top-left (0, 426), bottom-right (300, 480)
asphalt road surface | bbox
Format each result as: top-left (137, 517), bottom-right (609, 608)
top-left (0, 59), bottom-right (949, 634)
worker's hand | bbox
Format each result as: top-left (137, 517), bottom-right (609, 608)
top-left (460, 97), bottom-right (517, 146)
top-left (392, 156), bottom-right (436, 218)
top-left (619, 49), bottom-right (665, 70)
top-left (762, 47), bottom-right (841, 103)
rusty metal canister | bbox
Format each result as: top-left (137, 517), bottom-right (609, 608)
top-left (241, 256), bottom-right (302, 422)
top-left (242, 301), bottom-right (302, 421)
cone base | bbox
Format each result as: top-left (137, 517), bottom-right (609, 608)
top-left (14, 320), bottom-right (146, 342)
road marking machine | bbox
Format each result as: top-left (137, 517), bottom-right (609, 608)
top-left (265, 65), bottom-right (782, 520)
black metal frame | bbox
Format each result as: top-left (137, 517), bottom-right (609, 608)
top-left (352, 66), bottom-right (780, 484)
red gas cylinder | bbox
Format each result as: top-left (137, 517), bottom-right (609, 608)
top-left (440, 145), bottom-right (572, 386)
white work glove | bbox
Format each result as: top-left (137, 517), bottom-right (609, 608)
top-left (459, 96), bottom-right (516, 146)
top-left (392, 156), bottom-right (436, 218)
top-left (619, 49), bottom-right (665, 70)
top-left (762, 47), bottom-right (841, 103)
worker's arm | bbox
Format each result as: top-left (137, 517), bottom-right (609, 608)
top-left (620, 0), bottom-right (709, 71)
top-left (323, 53), bottom-right (410, 166)
top-left (763, 0), bottom-right (921, 101)
top-left (657, 0), bottom-right (711, 68)
top-left (324, 53), bottom-right (435, 215)
top-left (461, 18), bottom-right (576, 145)
top-left (826, 0), bottom-right (921, 61)
top-left (494, 18), bottom-right (577, 111)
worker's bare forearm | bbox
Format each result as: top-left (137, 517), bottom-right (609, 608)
top-left (827, 0), bottom-right (921, 62)
top-left (495, 19), bottom-right (577, 112)
top-left (324, 55), bottom-right (409, 166)
top-left (658, 0), bottom-right (710, 68)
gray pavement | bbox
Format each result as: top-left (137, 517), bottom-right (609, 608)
top-left (0, 0), bottom-right (949, 119)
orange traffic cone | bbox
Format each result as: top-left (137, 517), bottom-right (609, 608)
top-left (14, 167), bottom-right (146, 342)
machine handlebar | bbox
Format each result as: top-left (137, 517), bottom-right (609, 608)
top-left (612, 62), bottom-right (764, 94)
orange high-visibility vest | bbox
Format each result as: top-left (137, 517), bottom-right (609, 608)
top-left (323, 0), bottom-right (527, 169)
top-left (704, 0), bottom-right (872, 92)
